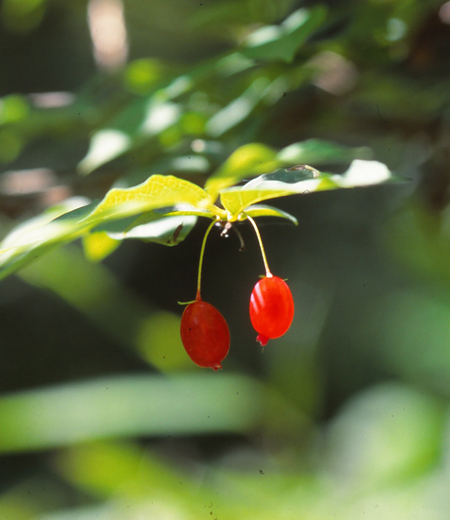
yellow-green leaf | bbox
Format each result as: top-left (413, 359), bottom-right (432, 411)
top-left (107, 214), bottom-right (197, 246)
top-left (240, 7), bottom-right (327, 63)
top-left (82, 232), bottom-right (121, 263)
top-left (0, 176), bottom-right (218, 280)
top-left (205, 143), bottom-right (278, 201)
top-left (241, 204), bottom-right (298, 225)
top-left (220, 161), bottom-right (393, 219)
top-left (85, 174), bottom-right (217, 224)
top-left (0, 198), bottom-right (96, 281)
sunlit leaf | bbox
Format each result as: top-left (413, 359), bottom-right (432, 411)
top-left (107, 214), bottom-right (197, 246)
top-left (78, 129), bottom-right (131, 175)
top-left (206, 76), bottom-right (271, 137)
top-left (0, 197), bottom-right (96, 281)
top-left (220, 161), bottom-right (393, 219)
top-left (0, 374), bottom-right (264, 452)
top-left (278, 139), bottom-right (372, 165)
top-left (0, 176), bottom-right (219, 280)
top-left (241, 6), bottom-right (327, 63)
top-left (242, 204), bottom-right (298, 224)
top-left (205, 142), bottom-right (278, 200)
top-left (0, 160), bottom-right (394, 280)
top-left (249, 164), bottom-right (322, 185)
top-left (219, 167), bottom-right (326, 218)
top-left (82, 232), bottom-right (121, 263)
top-left (140, 99), bottom-right (181, 136)
top-left (84, 174), bottom-right (217, 223)
top-left (337, 159), bottom-right (393, 186)
top-left (77, 95), bottom-right (184, 174)
top-left (215, 52), bottom-right (255, 77)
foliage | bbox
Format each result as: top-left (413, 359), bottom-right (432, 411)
top-left (1, 0), bottom-right (450, 519)
top-left (0, 158), bottom-right (392, 280)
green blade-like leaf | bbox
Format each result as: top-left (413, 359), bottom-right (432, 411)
top-left (334, 159), bottom-right (395, 187)
top-left (278, 139), bottom-right (372, 165)
top-left (82, 232), bottom-right (121, 263)
top-left (77, 96), bottom-right (182, 174)
top-left (78, 129), bottom-right (132, 175)
top-left (220, 161), bottom-right (393, 219)
top-left (84, 174), bottom-right (217, 224)
top-left (0, 197), bottom-right (98, 281)
top-left (205, 143), bottom-right (278, 201)
top-left (241, 6), bottom-right (327, 63)
top-left (220, 184), bottom-right (322, 220)
top-left (0, 175), bottom-right (219, 281)
top-left (107, 214), bottom-right (197, 246)
top-left (219, 166), bottom-right (325, 218)
top-left (0, 374), bottom-right (264, 452)
top-left (241, 204), bottom-right (298, 225)
top-left (205, 76), bottom-right (271, 137)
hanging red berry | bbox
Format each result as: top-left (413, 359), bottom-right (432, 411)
top-left (180, 299), bottom-right (230, 370)
top-left (249, 275), bottom-right (294, 347)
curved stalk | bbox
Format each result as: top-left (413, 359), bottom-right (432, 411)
top-left (247, 216), bottom-right (272, 277)
top-left (196, 219), bottom-right (217, 299)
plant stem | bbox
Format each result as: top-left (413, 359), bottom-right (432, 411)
top-left (247, 216), bottom-right (272, 277)
top-left (196, 219), bottom-right (217, 299)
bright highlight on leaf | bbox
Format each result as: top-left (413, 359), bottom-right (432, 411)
top-left (206, 77), bottom-right (271, 138)
top-left (241, 6), bottom-right (328, 63)
top-left (78, 129), bottom-right (131, 175)
top-left (85, 174), bottom-right (218, 223)
top-left (277, 139), bottom-right (372, 166)
top-left (241, 204), bottom-right (298, 225)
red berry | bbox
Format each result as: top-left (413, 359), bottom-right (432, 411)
top-left (249, 275), bottom-right (294, 346)
top-left (180, 299), bottom-right (230, 370)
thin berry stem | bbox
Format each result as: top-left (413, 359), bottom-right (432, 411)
top-left (247, 216), bottom-right (272, 277)
top-left (196, 219), bottom-right (217, 299)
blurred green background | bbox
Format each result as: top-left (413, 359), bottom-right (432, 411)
top-left (2, 0), bottom-right (450, 518)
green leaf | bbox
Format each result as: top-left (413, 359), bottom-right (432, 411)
top-left (82, 232), bottom-right (121, 262)
top-left (220, 160), bottom-right (393, 219)
top-left (205, 76), bottom-right (271, 137)
top-left (241, 6), bottom-right (327, 63)
top-left (107, 214), bottom-right (197, 246)
top-left (77, 93), bottom-right (185, 174)
top-left (278, 139), bottom-right (372, 165)
top-left (335, 159), bottom-right (394, 187)
top-left (0, 175), bottom-right (220, 281)
top-left (0, 374), bottom-right (264, 452)
top-left (219, 166), bottom-right (324, 218)
top-left (0, 161), bottom-right (393, 280)
top-left (84, 174), bottom-right (218, 224)
top-left (241, 204), bottom-right (298, 225)
top-left (0, 197), bottom-right (97, 281)
top-left (205, 142), bottom-right (278, 200)
top-left (78, 129), bottom-right (132, 175)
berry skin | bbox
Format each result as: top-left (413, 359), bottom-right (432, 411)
top-left (180, 299), bottom-right (230, 370)
top-left (249, 275), bottom-right (294, 347)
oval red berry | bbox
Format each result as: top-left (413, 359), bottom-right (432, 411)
top-left (180, 300), bottom-right (230, 370)
top-left (249, 275), bottom-right (294, 346)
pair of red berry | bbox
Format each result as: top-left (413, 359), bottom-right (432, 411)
top-left (180, 218), bottom-right (294, 370)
